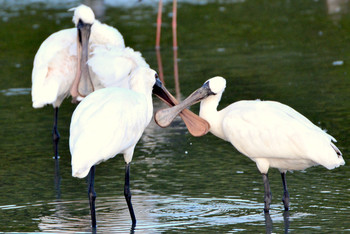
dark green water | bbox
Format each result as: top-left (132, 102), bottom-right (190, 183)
top-left (0, 0), bottom-right (350, 232)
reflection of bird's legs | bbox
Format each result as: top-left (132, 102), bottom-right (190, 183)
top-left (281, 172), bottom-right (290, 211)
top-left (124, 163), bottom-right (136, 227)
top-left (88, 166), bottom-right (97, 228)
top-left (172, 0), bottom-right (177, 50)
top-left (156, 0), bottom-right (163, 49)
top-left (54, 157), bottom-right (61, 199)
top-left (156, 0), bottom-right (177, 49)
top-left (262, 173), bottom-right (272, 213)
top-left (283, 210), bottom-right (290, 233)
top-left (264, 212), bottom-right (273, 234)
top-left (172, 0), bottom-right (180, 99)
top-left (156, 46), bottom-right (165, 84)
top-left (155, 0), bottom-right (165, 83)
top-left (52, 107), bottom-right (60, 159)
top-left (173, 48), bottom-right (180, 100)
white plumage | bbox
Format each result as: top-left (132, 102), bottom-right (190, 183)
top-left (157, 76), bottom-right (345, 212)
top-left (31, 5), bottom-right (150, 159)
top-left (87, 45), bottom-right (149, 90)
top-left (198, 77), bottom-right (344, 173)
top-left (31, 5), bottom-right (125, 108)
top-left (70, 79), bottom-right (152, 178)
top-left (32, 28), bottom-right (78, 108)
top-left (200, 77), bottom-right (345, 212)
top-left (69, 67), bottom-right (177, 227)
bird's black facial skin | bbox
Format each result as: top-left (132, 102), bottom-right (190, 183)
top-left (202, 81), bottom-right (216, 96)
top-left (152, 76), bottom-right (176, 107)
top-left (77, 19), bottom-right (92, 44)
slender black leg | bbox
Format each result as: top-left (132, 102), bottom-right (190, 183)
top-left (262, 173), bottom-right (272, 213)
top-left (124, 163), bottom-right (136, 227)
top-left (52, 107), bottom-right (60, 159)
top-left (281, 172), bottom-right (290, 211)
top-left (88, 166), bottom-right (97, 228)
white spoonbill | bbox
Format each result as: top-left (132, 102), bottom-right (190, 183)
top-left (31, 4), bottom-right (124, 158)
top-left (70, 67), bottom-right (208, 228)
top-left (155, 76), bottom-right (345, 213)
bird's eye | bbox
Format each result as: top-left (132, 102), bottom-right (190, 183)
top-left (155, 73), bottom-right (159, 79)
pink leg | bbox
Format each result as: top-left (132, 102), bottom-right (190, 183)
top-left (173, 47), bottom-right (180, 100)
top-left (172, 0), bottom-right (179, 99)
top-left (172, 0), bottom-right (178, 49)
top-left (156, 47), bottom-right (165, 84)
top-left (156, 0), bottom-right (163, 49)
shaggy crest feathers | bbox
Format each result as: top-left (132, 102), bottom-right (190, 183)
top-left (69, 4), bottom-right (95, 26)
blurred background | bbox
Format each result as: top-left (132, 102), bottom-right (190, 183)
top-left (0, 0), bottom-right (349, 232)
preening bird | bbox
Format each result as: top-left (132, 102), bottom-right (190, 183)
top-left (70, 67), bottom-right (208, 228)
top-left (155, 76), bottom-right (345, 213)
top-left (87, 45), bottom-right (149, 90)
top-left (31, 4), bottom-right (126, 158)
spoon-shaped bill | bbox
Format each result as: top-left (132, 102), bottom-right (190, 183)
top-left (70, 20), bottom-right (94, 103)
top-left (154, 81), bottom-right (212, 135)
top-left (152, 78), bottom-right (210, 137)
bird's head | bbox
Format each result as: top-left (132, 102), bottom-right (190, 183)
top-left (69, 5), bottom-right (95, 26)
top-left (203, 76), bottom-right (226, 96)
top-left (154, 76), bottom-right (226, 130)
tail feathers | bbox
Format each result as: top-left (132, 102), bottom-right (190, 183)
top-left (72, 163), bottom-right (91, 178)
top-left (32, 101), bottom-right (46, 108)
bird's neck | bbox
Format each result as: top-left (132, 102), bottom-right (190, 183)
top-left (199, 94), bottom-right (227, 140)
top-left (131, 82), bottom-right (153, 124)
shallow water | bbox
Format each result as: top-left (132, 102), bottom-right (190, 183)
top-left (1, 0), bottom-right (350, 232)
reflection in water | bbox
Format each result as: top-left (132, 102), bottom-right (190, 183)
top-left (1, 0), bottom-right (350, 232)
top-left (283, 211), bottom-right (290, 233)
top-left (156, 48), bottom-right (165, 83)
top-left (264, 211), bottom-right (290, 234)
top-left (36, 193), bottom-right (298, 232)
top-left (155, 0), bottom-right (181, 99)
top-left (173, 48), bottom-right (181, 100)
top-left (37, 194), bottom-right (168, 232)
top-left (155, 47), bottom-right (181, 99)
top-left (0, 88), bottom-right (31, 96)
top-left (54, 158), bottom-right (61, 199)
top-left (264, 212), bottom-right (273, 233)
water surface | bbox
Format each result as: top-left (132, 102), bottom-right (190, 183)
top-left (0, 0), bottom-right (350, 232)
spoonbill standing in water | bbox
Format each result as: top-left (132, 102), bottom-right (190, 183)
top-left (31, 5), bottom-right (125, 158)
top-left (70, 67), bottom-right (208, 228)
top-left (155, 76), bottom-right (345, 213)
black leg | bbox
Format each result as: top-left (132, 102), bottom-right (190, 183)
top-left (88, 166), bottom-right (97, 228)
top-left (262, 173), bottom-right (272, 213)
top-left (124, 163), bottom-right (136, 227)
top-left (281, 172), bottom-right (290, 211)
top-left (52, 107), bottom-right (60, 159)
